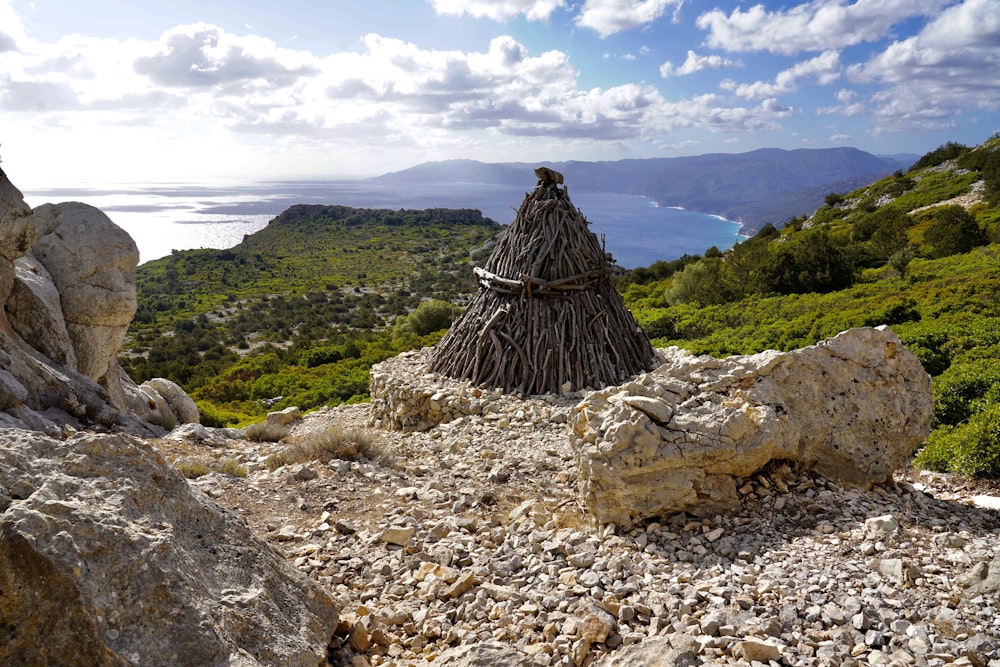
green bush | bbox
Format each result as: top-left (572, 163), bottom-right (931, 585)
top-left (909, 141), bottom-right (970, 172)
top-left (400, 299), bottom-right (460, 335)
top-left (196, 401), bottom-right (243, 428)
top-left (923, 206), bottom-right (989, 258)
top-left (932, 359), bottom-right (1000, 426)
top-left (915, 404), bottom-right (1000, 478)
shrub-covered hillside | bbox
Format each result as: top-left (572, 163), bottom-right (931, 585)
top-left (619, 134), bottom-right (1000, 478)
top-left (122, 206), bottom-right (500, 426)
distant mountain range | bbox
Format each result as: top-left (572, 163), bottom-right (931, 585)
top-left (374, 148), bottom-right (918, 233)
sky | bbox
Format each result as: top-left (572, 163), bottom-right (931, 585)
top-left (1, 0), bottom-right (999, 187)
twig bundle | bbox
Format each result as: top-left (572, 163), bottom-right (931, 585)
top-left (428, 178), bottom-right (656, 395)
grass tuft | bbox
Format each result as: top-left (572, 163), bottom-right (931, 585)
top-left (243, 421), bottom-right (291, 442)
top-left (264, 425), bottom-right (391, 471)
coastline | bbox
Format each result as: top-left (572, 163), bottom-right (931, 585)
top-left (23, 183), bottom-right (747, 268)
top-left (647, 198), bottom-right (750, 241)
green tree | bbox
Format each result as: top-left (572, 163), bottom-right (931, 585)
top-left (923, 206), bottom-right (988, 258)
top-left (761, 230), bottom-right (854, 294)
top-left (665, 258), bottom-right (726, 307)
top-left (401, 299), bottom-right (460, 336)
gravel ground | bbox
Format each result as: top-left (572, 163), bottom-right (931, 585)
top-left (154, 394), bottom-right (1000, 667)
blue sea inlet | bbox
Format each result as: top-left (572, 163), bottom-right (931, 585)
top-left (22, 180), bottom-right (744, 269)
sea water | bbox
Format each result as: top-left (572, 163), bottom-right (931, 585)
top-left (22, 181), bottom-right (744, 269)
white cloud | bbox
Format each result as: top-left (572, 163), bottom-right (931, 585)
top-left (697, 0), bottom-right (951, 55)
top-left (576, 0), bottom-right (685, 38)
top-left (726, 50), bottom-right (841, 99)
top-left (847, 0), bottom-right (1000, 132)
top-left (432, 0), bottom-right (566, 22)
top-left (818, 88), bottom-right (866, 117)
top-left (0, 6), bottom-right (798, 184)
top-left (0, 0), bottom-right (26, 51)
top-left (830, 133), bottom-right (852, 141)
top-left (660, 50), bottom-right (742, 77)
top-left (133, 24), bottom-right (316, 89)
top-left (759, 98), bottom-right (794, 117)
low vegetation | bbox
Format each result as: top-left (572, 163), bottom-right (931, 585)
top-left (123, 135), bottom-right (1000, 478)
top-left (618, 134), bottom-right (1000, 478)
top-left (264, 426), bottom-right (390, 471)
top-left (175, 458), bottom-right (247, 479)
top-left (122, 206), bottom-right (499, 425)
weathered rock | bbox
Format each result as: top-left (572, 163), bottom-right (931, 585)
top-left (0, 168), bottom-right (197, 433)
top-left (433, 642), bottom-right (546, 666)
top-left (142, 377), bottom-right (201, 424)
top-left (957, 555), bottom-right (1000, 595)
top-left (268, 405), bottom-right (303, 426)
top-left (733, 638), bottom-right (782, 662)
top-left (379, 525), bottom-right (416, 546)
top-left (26, 202), bottom-right (138, 381)
top-left (0, 166), bottom-right (32, 224)
top-left (592, 637), bottom-right (700, 666)
top-left (0, 428), bottom-right (338, 666)
top-left (571, 327), bottom-right (933, 527)
top-left (8, 254), bottom-right (78, 366)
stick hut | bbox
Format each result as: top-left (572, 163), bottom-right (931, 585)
top-left (428, 167), bottom-right (656, 395)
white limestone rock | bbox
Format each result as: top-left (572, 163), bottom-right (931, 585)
top-left (571, 327), bottom-right (933, 528)
top-left (0, 168), bottom-right (198, 434)
top-left (433, 642), bottom-right (546, 666)
top-left (0, 428), bottom-right (339, 666)
top-left (26, 202), bottom-right (139, 382)
top-left (8, 254), bottom-right (78, 367)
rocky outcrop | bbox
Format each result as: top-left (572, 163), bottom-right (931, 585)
top-left (0, 428), bottom-right (339, 666)
top-left (25, 201), bottom-right (138, 382)
top-left (571, 327), bottom-right (933, 528)
top-left (0, 166), bottom-right (196, 433)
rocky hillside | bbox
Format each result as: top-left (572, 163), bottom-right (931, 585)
top-left (2, 152), bottom-right (998, 666)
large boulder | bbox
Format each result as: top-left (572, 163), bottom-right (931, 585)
top-left (0, 428), bottom-right (339, 666)
top-left (25, 201), bottom-right (139, 382)
top-left (0, 167), bottom-right (196, 433)
top-left (571, 327), bottom-right (933, 528)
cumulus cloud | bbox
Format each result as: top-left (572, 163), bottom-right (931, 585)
top-left (0, 7), bottom-right (799, 178)
top-left (576, 0), bottom-right (685, 38)
top-left (847, 0), bottom-right (1000, 131)
top-left (818, 88), bottom-right (866, 116)
top-left (724, 50), bottom-right (841, 99)
top-left (697, 0), bottom-right (951, 54)
top-left (432, 0), bottom-right (566, 21)
top-left (133, 24), bottom-right (316, 89)
top-left (0, 31), bottom-right (17, 53)
top-left (0, 78), bottom-right (80, 111)
top-left (660, 50), bottom-right (742, 77)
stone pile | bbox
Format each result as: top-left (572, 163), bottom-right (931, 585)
top-left (571, 327), bottom-right (934, 528)
top-left (181, 396), bottom-right (1000, 667)
top-left (370, 349), bottom-right (557, 432)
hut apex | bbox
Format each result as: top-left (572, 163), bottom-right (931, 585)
top-left (428, 168), bottom-right (656, 395)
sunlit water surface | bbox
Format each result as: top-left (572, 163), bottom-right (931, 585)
top-left (23, 181), bottom-right (744, 269)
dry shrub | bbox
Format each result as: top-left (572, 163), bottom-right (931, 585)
top-left (243, 421), bottom-right (291, 442)
top-left (265, 425), bottom-right (391, 471)
top-left (175, 458), bottom-right (247, 479)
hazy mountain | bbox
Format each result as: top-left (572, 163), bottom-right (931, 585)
top-left (374, 148), bottom-right (906, 233)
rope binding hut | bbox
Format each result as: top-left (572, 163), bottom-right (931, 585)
top-left (428, 166), bottom-right (657, 395)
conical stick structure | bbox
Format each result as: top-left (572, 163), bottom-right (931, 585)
top-left (428, 172), bottom-right (656, 395)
